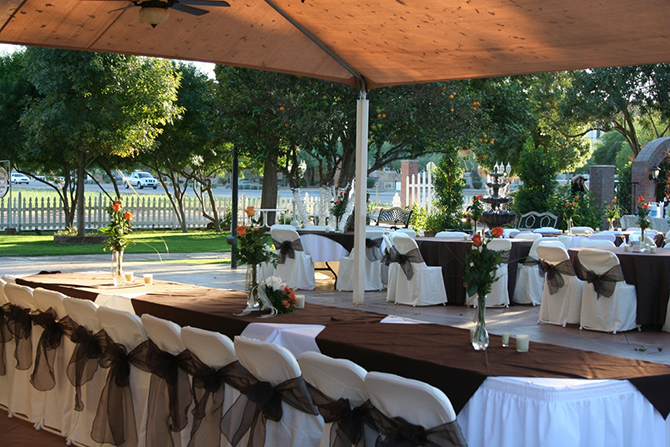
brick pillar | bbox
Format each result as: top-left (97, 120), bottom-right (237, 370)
top-left (589, 165), bottom-right (615, 228)
top-left (401, 160), bottom-right (419, 208)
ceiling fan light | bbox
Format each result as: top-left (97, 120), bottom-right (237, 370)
top-left (139, 6), bottom-right (170, 27)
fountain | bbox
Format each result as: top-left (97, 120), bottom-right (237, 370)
top-left (480, 163), bottom-right (516, 228)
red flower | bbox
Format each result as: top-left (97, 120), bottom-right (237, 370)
top-left (288, 292), bottom-right (297, 303)
top-left (612, 198), bottom-right (617, 204)
top-left (282, 300), bottom-right (290, 308)
top-left (284, 285), bottom-right (291, 294)
top-left (491, 227), bottom-right (504, 238)
top-left (336, 198), bottom-right (341, 204)
top-left (564, 202), bottom-right (570, 207)
top-left (472, 234), bottom-right (482, 246)
top-left (644, 204), bottom-right (649, 210)
top-left (571, 202), bottom-right (577, 207)
top-left (123, 212), bottom-right (133, 221)
top-left (607, 205), bottom-right (611, 209)
top-left (575, 195), bottom-right (580, 200)
top-left (112, 202), bottom-right (121, 213)
top-left (236, 225), bottom-right (247, 236)
top-left (638, 196), bottom-right (645, 203)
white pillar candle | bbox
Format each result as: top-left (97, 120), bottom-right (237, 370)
top-left (502, 332), bottom-right (510, 347)
top-left (516, 334), bottom-right (530, 352)
top-left (295, 294), bottom-right (305, 309)
top-left (143, 274), bottom-right (153, 285)
top-left (124, 272), bottom-right (134, 283)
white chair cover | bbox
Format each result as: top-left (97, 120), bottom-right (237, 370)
top-left (392, 228), bottom-right (416, 238)
top-left (571, 226), bottom-right (594, 236)
top-left (1, 275), bottom-right (18, 284)
top-left (534, 227), bottom-right (560, 235)
top-left (512, 237), bottom-right (547, 305)
top-left (97, 306), bottom-right (151, 447)
top-left (588, 233), bottom-right (616, 243)
top-left (181, 326), bottom-right (239, 447)
top-left (387, 235), bottom-right (448, 306)
top-left (467, 239), bottom-right (511, 308)
top-left (140, 313), bottom-right (191, 447)
top-left (577, 249), bottom-right (638, 333)
top-left (537, 245), bottom-right (583, 326)
top-left (434, 231), bottom-right (467, 238)
top-left (381, 234), bottom-right (395, 293)
top-left (62, 297), bottom-right (105, 447)
top-left (32, 288), bottom-right (76, 436)
top-left (336, 229), bottom-right (383, 291)
top-left (514, 232), bottom-right (542, 241)
top-left (298, 351), bottom-right (376, 447)
top-left (261, 228), bottom-right (316, 290)
top-left (233, 336), bottom-right (324, 447)
top-left (557, 235), bottom-right (572, 250)
top-left (503, 228), bottom-right (520, 239)
top-left (578, 239), bottom-right (616, 248)
top-left (0, 279), bottom-right (9, 411)
top-left (300, 225), bottom-right (334, 232)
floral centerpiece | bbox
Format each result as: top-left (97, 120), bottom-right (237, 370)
top-left (604, 198), bottom-right (620, 230)
top-left (636, 196), bottom-right (651, 251)
top-left (463, 226), bottom-right (505, 350)
top-left (331, 191), bottom-right (347, 231)
top-left (562, 196), bottom-right (579, 233)
top-left (99, 200), bottom-right (134, 285)
top-left (230, 206), bottom-right (278, 311)
top-left (259, 275), bottom-right (298, 315)
top-left (467, 194), bottom-right (484, 234)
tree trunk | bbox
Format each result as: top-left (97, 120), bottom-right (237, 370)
top-left (75, 150), bottom-right (87, 236)
top-left (261, 152), bottom-right (279, 225)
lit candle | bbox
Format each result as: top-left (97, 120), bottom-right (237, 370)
top-left (124, 272), bottom-right (134, 283)
top-left (143, 274), bottom-right (153, 285)
top-left (502, 332), bottom-right (510, 347)
top-left (516, 334), bottom-right (530, 352)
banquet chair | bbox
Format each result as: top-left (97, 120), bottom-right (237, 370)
top-left (336, 229), bottom-right (384, 291)
top-left (503, 228), bottom-right (520, 239)
top-left (577, 249), bottom-right (638, 333)
top-left (386, 234), bottom-right (448, 306)
top-left (263, 227), bottom-right (316, 290)
top-left (140, 313), bottom-right (193, 447)
top-left (1, 275), bottom-right (17, 284)
top-left (181, 326), bottom-right (240, 447)
top-left (557, 234), bottom-right (572, 250)
top-left (467, 238), bottom-right (511, 308)
top-left (31, 288), bottom-right (76, 436)
top-left (537, 244), bottom-right (583, 326)
top-left (588, 232), bottom-right (617, 243)
top-left (96, 306), bottom-right (151, 447)
top-left (512, 237), bottom-right (550, 305)
top-left (578, 238), bottom-right (616, 248)
top-left (0, 279), bottom-right (11, 411)
top-left (434, 231), bottom-right (467, 238)
top-left (381, 233), bottom-right (395, 291)
top-left (363, 372), bottom-right (466, 446)
top-left (62, 297), bottom-right (106, 447)
top-left (533, 227), bottom-right (561, 235)
top-left (232, 336), bottom-right (324, 447)
top-left (4, 283), bottom-right (44, 425)
top-left (570, 226), bottom-right (594, 236)
top-left (297, 351), bottom-right (377, 447)
top-left (513, 232), bottom-right (542, 241)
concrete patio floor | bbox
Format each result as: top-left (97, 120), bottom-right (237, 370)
top-left (1, 252), bottom-right (668, 365)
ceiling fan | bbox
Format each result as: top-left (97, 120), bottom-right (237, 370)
top-left (87, 0), bottom-right (230, 27)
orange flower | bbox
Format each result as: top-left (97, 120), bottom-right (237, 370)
top-left (491, 227), bottom-right (504, 238)
top-left (612, 198), bottom-right (617, 203)
top-left (644, 204), bottom-right (649, 210)
top-left (336, 198), bottom-right (341, 204)
top-left (607, 205), bottom-right (611, 209)
top-left (475, 194), bottom-right (483, 201)
top-left (638, 196), bottom-right (645, 203)
top-left (123, 212), bottom-right (133, 221)
top-left (236, 225), bottom-right (247, 236)
top-left (571, 202), bottom-right (577, 207)
top-left (244, 206), bottom-right (255, 217)
top-left (472, 234), bottom-right (482, 246)
top-left (112, 202), bottom-right (121, 213)
top-left (282, 300), bottom-right (290, 308)
top-left (284, 285), bottom-right (291, 294)
top-left (575, 195), bottom-right (580, 200)
top-left (288, 292), bottom-right (297, 303)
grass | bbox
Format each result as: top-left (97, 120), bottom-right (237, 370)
top-left (0, 229), bottom-right (232, 257)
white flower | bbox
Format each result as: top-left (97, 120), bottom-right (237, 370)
top-left (270, 276), bottom-right (284, 291)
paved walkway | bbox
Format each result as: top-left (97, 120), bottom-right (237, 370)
top-left (1, 253), bottom-right (669, 365)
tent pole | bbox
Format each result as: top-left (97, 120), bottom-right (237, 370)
top-left (353, 91), bottom-right (369, 305)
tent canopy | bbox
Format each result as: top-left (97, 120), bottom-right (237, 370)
top-left (2, 0), bottom-right (670, 90)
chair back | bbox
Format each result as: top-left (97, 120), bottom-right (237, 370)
top-left (537, 239), bottom-right (564, 250)
top-left (141, 314), bottom-right (186, 355)
top-left (588, 232), bottom-right (616, 243)
top-left (393, 228), bottom-right (416, 238)
top-left (298, 351), bottom-right (368, 407)
top-left (5, 283), bottom-right (38, 311)
top-left (435, 231), bottom-right (467, 238)
top-left (301, 225), bottom-right (334, 232)
top-left (577, 249), bottom-right (621, 276)
top-left (1, 275), bottom-right (17, 284)
top-left (557, 235), bottom-right (572, 250)
top-left (271, 227), bottom-right (301, 243)
top-left (514, 232), bottom-right (542, 241)
top-left (571, 226), bottom-right (594, 235)
top-left (392, 234), bottom-right (421, 258)
top-left (234, 336), bottom-right (301, 385)
top-left (537, 244), bottom-right (570, 264)
top-left (526, 237), bottom-right (546, 260)
top-left (33, 288), bottom-right (69, 319)
top-left (181, 326), bottom-right (236, 369)
top-left (0, 278), bottom-right (8, 304)
top-left (487, 238), bottom-right (511, 252)
top-left (364, 371), bottom-right (457, 427)
top-left (63, 297), bottom-right (101, 332)
top-left (97, 306), bottom-right (147, 350)
top-left (365, 229), bottom-right (385, 240)
top-left (579, 239), bottom-right (616, 248)
top-left (533, 227), bottom-right (561, 235)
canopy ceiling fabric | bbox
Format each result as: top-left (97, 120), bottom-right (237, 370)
top-left (2, 0), bottom-right (670, 90)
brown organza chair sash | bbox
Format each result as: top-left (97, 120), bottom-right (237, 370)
top-left (522, 256), bottom-right (541, 267)
top-left (272, 238), bottom-right (304, 264)
top-left (135, 339), bottom-right (193, 447)
top-left (30, 309), bottom-right (76, 391)
top-left (363, 403), bottom-right (468, 447)
top-left (6, 303), bottom-right (33, 371)
top-left (390, 248), bottom-right (424, 280)
top-left (184, 354), bottom-right (248, 447)
top-left (0, 303), bottom-right (14, 376)
top-left (366, 238), bottom-right (383, 262)
top-left (220, 373), bottom-right (319, 447)
top-left (381, 246), bottom-right (399, 266)
top-left (577, 264), bottom-right (625, 298)
top-left (90, 337), bottom-right (152, 447)
top-left (306, 382), bottom-right (372, 447)
top-left (67, 324), bottom-right (108, 411)
top-left (539, 259), bottom-right (577, 295)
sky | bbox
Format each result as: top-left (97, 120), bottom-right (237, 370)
top-left (0, 43), bottom-right (217, 79)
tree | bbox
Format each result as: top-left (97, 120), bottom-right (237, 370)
top-left (431, 150), bottom-right (466, 230)
top-left (560, 64), bottom-right (670, 156)
top-left (19, 48), bottom-right (181, 234)
top-left (512, 137), bottom-right (559, 214)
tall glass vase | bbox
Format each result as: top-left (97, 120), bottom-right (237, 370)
top-left (609, 218), bottom-right (616, 231)
top-left (640, 227), bottom-right (647, 252)
top-left (566, 218), bottom-right (573, 235)
top-left (245, 264), bottom-right (260, 309)
top-left (111, 250), bottom-right (125, 286)
top-left (471, 294), bottom-right (489, 350)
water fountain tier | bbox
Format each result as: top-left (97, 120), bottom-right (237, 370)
top-left (480, 167), bottom-right (515, 228)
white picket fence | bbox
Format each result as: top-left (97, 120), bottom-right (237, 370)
top-left (402, 171), bottom-right (475, 212)
top-left (0, 192), bottom-right (327, 232)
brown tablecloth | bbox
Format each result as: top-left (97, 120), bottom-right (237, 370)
top-left (416, 238), bottom-right (533, 305)
top-left (568, 247), bottom-right (670, 326)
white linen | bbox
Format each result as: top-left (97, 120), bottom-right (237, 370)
top-left (240, 323), bottom-right (325, 358)
top-left (299, 233), bottom-right (350, 262)
top-left (380, 315), bottom-right (429, 324)
top-left (95, 292), bottom-right (143, 314)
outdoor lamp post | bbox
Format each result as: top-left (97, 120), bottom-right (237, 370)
top-left (650, 165), bottom-right (661, 183)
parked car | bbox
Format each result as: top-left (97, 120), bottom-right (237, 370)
top-left (127, 171), bottom-right (158, 189)
top-left (10, 172), bottom-right (30, 184)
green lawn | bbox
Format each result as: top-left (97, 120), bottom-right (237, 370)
top-left (0, 229), bottom-right (232, 257)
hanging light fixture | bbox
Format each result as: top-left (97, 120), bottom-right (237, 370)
top-left (138, 1), bottom-right (170, 28)
top-left (650, 165), bottom-right (661, 183)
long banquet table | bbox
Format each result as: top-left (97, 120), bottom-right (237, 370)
top-left (568, 247), bottom-right (670, 326)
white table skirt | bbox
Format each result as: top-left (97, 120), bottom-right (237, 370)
top-left (299, 233), bottom-right (349, 263)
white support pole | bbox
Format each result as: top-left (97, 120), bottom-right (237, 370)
top-left (353, 94), bottom-right (369, 305)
